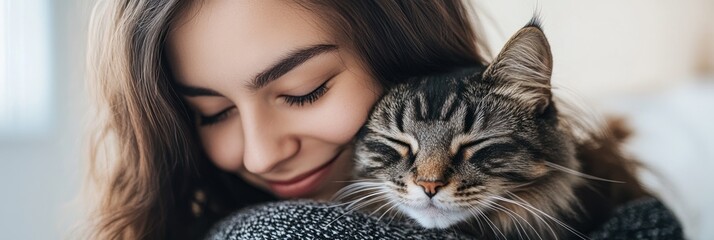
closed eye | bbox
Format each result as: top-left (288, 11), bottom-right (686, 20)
top-left (383, 136), bottom-right (413, 157)
top-left (199, 106), bottom-right (237, 126)
top-left (467, 142), bottom-right (521, 163)
top-left (282, 80), bottom-right (330, 106)
top-left (461, 139), bottom-right (487, 150)
top-left (453, 138), bottom-right (491, 163)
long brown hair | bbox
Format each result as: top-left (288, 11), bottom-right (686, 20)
top-left (84, 0), bottom-right (488, 239)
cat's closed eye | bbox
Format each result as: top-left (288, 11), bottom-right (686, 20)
top-left (378, 135), bottom-right (415, 158)
top-left (470, 142), bottom-right (523, 163)
top-left (452, 139), bottom-right (486, 161)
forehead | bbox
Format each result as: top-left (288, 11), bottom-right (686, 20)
top-left (166, 0), bottom-right (329, 87)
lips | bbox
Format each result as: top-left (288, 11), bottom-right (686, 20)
top-left (266, 150), bottom-right (342, 198)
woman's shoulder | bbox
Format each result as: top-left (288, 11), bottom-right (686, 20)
top-left (204, 197), bottom-right (684, 240)
top-left (204, 200), bottom-right (471, 240)
top-left (588, 197), bottom-right (684, 240)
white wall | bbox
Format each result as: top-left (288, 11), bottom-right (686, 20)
top-left (474, 0), bottom-right (713, 99)
top-left (0, 0), bottom-right (93, 239)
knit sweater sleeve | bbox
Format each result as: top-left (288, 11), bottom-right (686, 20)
top-left (203, 200), bottom-right (471, 240)
top-left (587, 197), bottom-right (684, 240)
top-left (204, 197), bottom-right (683, 240)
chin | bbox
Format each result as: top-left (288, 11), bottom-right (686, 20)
top-left (398, 204), bottom-right (471, 229)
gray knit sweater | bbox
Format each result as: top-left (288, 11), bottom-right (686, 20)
top-left (205, 197), bottom-right (683, 240)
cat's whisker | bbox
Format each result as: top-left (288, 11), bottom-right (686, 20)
top-left (331, 183), bottom-right (385, 201)
top-left (344, 190), bottom-right (389, 210)
top-left (328, 190), bottom-right (383, 207)
top-left (484, 201), bottom-right (527, 240)
top-left (456, 210), bottom-right (477, 235)
top-left (377, 199), bottom-right (403, 222)
top-left (482, 200), bottom-right (525, 240)
top-left (504, 191), bottom-right (588, 240)
top-left (377, 197), bottom-right (406, 225)
top-left (468, 207), bottom-right (487, 235)
top-left (448, 225), bottom-right (462, 239)
top-left (496, 194), bottom-right (589, 240)
top-left (333, 181), bottom-right (383, 193)
top-left (323, 191), bottom-right (392, 228)
top-left (328, 188), bottom-right (387, 210)
top-left (488, 199), bottom-right (541, 240)
top-left (544, 161), bottom-right (624, 183)
top-left (324, 188), bottom-right (385, 208)
top-left (370, 198), bottom-right (399, 217)
top-left (331, 185), bottom-right (374, 199)
top-left (333, 178), bottom-right (383, 183)
top-left (463, 205), bottom-right (486, 234)
top-left (331, 187), bottom-right (383, 202)
top-left (511, 181), bottom-right (537, 190)
top-left (350, 195), bottom-right (389, 213)
top-left (468, 202), bottom-right (492, 238)
top-left (469, 204), bottom-right (507, 240)
top-left (386, 209), bottom-right (400, 225)
top-left (492, 195), bottom-right (561, 240)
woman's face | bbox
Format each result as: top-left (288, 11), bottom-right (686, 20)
top-left (167, 0), bottom-right (381, 200)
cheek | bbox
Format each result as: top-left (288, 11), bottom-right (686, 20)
top-left (300, 76), bottom-right (381, 145)
top-left (199, 119), bottom-right (244, 172)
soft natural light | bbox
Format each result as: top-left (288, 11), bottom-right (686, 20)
top-left (0, 0), bottom-right (52, 137)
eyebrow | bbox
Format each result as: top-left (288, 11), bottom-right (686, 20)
top-left (249, 44), bottom-right (338, 90)
top-left (176, 44), bottom-right (338, 97)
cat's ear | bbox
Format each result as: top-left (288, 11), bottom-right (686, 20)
top-left (483, 19), bottom-right (553, 114)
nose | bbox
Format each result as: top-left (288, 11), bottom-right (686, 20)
top-left (416, 180), bottom-right (446, 198)
top-left (241, 108), bottom-right (298, 174)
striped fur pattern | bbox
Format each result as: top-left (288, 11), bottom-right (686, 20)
top-left (342, 21), bottom-right (590, 239)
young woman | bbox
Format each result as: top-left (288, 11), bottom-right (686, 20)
top-left (85, 0), bottom-right (681, 239)
top-left (86, 0), bottom-right (485, 239)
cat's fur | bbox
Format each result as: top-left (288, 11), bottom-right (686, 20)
top-left (338, 19), bottom-right (647, 239)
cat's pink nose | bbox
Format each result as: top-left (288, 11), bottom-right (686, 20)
top-left (416, 180), bottom-right (446, 198)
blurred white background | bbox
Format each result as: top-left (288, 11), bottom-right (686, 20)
top-left (0, 0), bottom-right (93, 239)
top-left (0, 0), bottom-right (711, 239)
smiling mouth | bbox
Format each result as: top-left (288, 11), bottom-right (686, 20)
top-left (270, 155), bottom-right (339, 184)
top-left (265, 150), bottom-right (343, 198)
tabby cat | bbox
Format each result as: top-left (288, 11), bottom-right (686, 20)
top-left (338, 20), bottom-right (647, 239)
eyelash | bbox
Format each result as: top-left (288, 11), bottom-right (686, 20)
top-left (198, 80), bottom-right (331, 126)
top-left (282, 80), bottom-right (330, 107)
top-left (198, 107), bottom-right (236, 126)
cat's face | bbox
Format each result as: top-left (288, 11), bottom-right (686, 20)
top-left (351, 23), bottom-right (581, 229)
